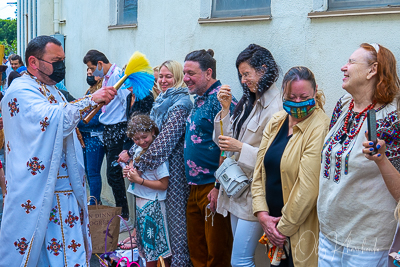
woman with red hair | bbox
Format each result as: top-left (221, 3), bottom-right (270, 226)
top-left (318, 43), bottom-right (400, 266)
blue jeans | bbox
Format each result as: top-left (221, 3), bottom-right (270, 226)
top-left (230, 214), bottom-right (264, 267)
top-left (318, 232), bottom-right (388, 267)
top-left (81, 132), bottom-right (105, 205)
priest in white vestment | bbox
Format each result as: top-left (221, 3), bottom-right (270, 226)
top-left (0, 35), bottom-right (117, 267)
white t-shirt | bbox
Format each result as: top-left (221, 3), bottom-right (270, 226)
top-left (127, 146), bottom-right (169, 201)
top-left (98, 64), bottom-right (130, 125)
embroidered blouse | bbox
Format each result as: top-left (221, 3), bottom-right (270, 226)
top-left (318, 93), bottom-right (400, 251)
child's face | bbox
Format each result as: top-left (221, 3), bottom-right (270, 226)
top-left (133, 130), bottom-right (154, 149)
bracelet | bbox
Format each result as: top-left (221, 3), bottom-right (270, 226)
top-left (214, 182), bottom-right (220, 190)
top-left (141, 178), bottom-right (145, 185)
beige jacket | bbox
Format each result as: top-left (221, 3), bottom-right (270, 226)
top-left (213, 84), bottom-right (282, 221)
top-left (252, 108), bottom-right (329, 267)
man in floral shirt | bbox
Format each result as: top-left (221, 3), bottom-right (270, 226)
top-left (183, 49), bottom-right (236, 267)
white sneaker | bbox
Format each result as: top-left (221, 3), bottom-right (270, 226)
top-left (120, 218), bottom-right (134, 233)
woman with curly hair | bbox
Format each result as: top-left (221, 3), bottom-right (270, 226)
top-left (212, 44), bottom-right (282, 267)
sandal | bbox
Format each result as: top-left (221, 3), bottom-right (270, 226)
top-left (120, 241), bottom-right (137, 250)
top-left (118, 236), bottom-right (137, 249)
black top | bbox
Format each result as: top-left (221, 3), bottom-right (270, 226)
top-left (59, 89), bottom-right (76, 102)
top-left (7, 70), bottom-right (21, 87)
top-left (123, 93), bottom-right (154, 151)
top-left (264, 116), bottom-right (292, 217)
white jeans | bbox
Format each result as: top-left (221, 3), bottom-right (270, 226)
top-left (230, 213), bottom-right (264, 267)
top-left (318, 232), bottom-right (388, 267)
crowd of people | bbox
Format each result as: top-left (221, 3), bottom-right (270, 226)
top-left (0, 35), bottom-right (399, 267)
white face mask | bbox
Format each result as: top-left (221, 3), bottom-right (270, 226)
top-left (92, 64), bottom-right (104, 78)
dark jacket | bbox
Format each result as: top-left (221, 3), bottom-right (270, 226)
top-left (123, 92), bottom-right (154, 151)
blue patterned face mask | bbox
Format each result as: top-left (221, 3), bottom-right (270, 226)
top-left (283, 98), bottom-right (316, 119)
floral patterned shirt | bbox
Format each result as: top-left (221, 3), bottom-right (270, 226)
top-left (184, 81), bottom-right (236, 185)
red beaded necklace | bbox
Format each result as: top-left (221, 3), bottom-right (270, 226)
top-left (342, 99), bottom-right (376, 138)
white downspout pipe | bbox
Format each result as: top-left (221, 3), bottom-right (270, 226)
top-left (24, 0), bottom-right (28, 50)
top-left (17, 0), bottom-right (21, 55)
top-left (27, 0), bottom-right (31, 40)
top-left (53, 0), bottom-right (59, 34)
top-left (32, 0), bottom-right (37, 38)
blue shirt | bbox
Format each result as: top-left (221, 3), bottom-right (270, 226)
top-left (184, 81), bottom-right (236, 185)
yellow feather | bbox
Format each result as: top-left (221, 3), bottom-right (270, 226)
top-left (124, 51), bottom-right (153, 76)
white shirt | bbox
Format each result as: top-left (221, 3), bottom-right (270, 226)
top-left (127, 147), bottom-right (169, 201)
top-left (318, 93), bottom-right (398, 251)
top-left (98, 64), bottom-right (130, 125)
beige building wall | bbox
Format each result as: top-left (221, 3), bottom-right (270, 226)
top-left (17, 0), bottom-right (400, 265)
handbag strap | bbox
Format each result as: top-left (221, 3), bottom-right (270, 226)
top-left (157, 256), bottom-right (166, 267)
top-left (224, 151), bottom-right (233, 158)
top-left (88, 196), bottom-right (99, 208)
top-left (105, 215), bottom-right (135, 262)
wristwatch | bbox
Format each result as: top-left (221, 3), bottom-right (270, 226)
top-left (214, 182), bottom-right (220, 190)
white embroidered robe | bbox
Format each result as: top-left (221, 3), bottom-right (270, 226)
top-left (0, 73), bottom-right (96, 267)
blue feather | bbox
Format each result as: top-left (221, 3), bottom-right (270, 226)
top-left (121, 72), bottom-right (154, 100)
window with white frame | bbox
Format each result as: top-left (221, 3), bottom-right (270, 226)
top-left (329, 0), bottom-right (400, 11)
top-left (117, 0), bottom-right (137, 25)
top-left (211, 0), bottom-right (271, 18)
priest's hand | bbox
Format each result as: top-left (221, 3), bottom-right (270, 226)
top-left (91, 86), bottom-right (117, 105)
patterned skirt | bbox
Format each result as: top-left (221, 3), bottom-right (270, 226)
top-left (135, 197), bottom-right (172, 262)
top-left (166, 152), bottom-right (192, 266)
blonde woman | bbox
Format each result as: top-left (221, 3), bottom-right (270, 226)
top-left (131, 60), bottom-right (193, 266)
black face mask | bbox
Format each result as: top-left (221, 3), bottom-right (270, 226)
top-left (86, 75), bottom-right (97, 86)
top-left (37, 59), bottom-right (66, 83)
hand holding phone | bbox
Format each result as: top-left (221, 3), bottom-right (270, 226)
top-left (367, 109), bottom-right (377, 155)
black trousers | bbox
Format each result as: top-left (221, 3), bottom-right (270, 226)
top-left (281, 238), bottom-right (294, 267)
top-left (103, 122), bottom-right (129, 219)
